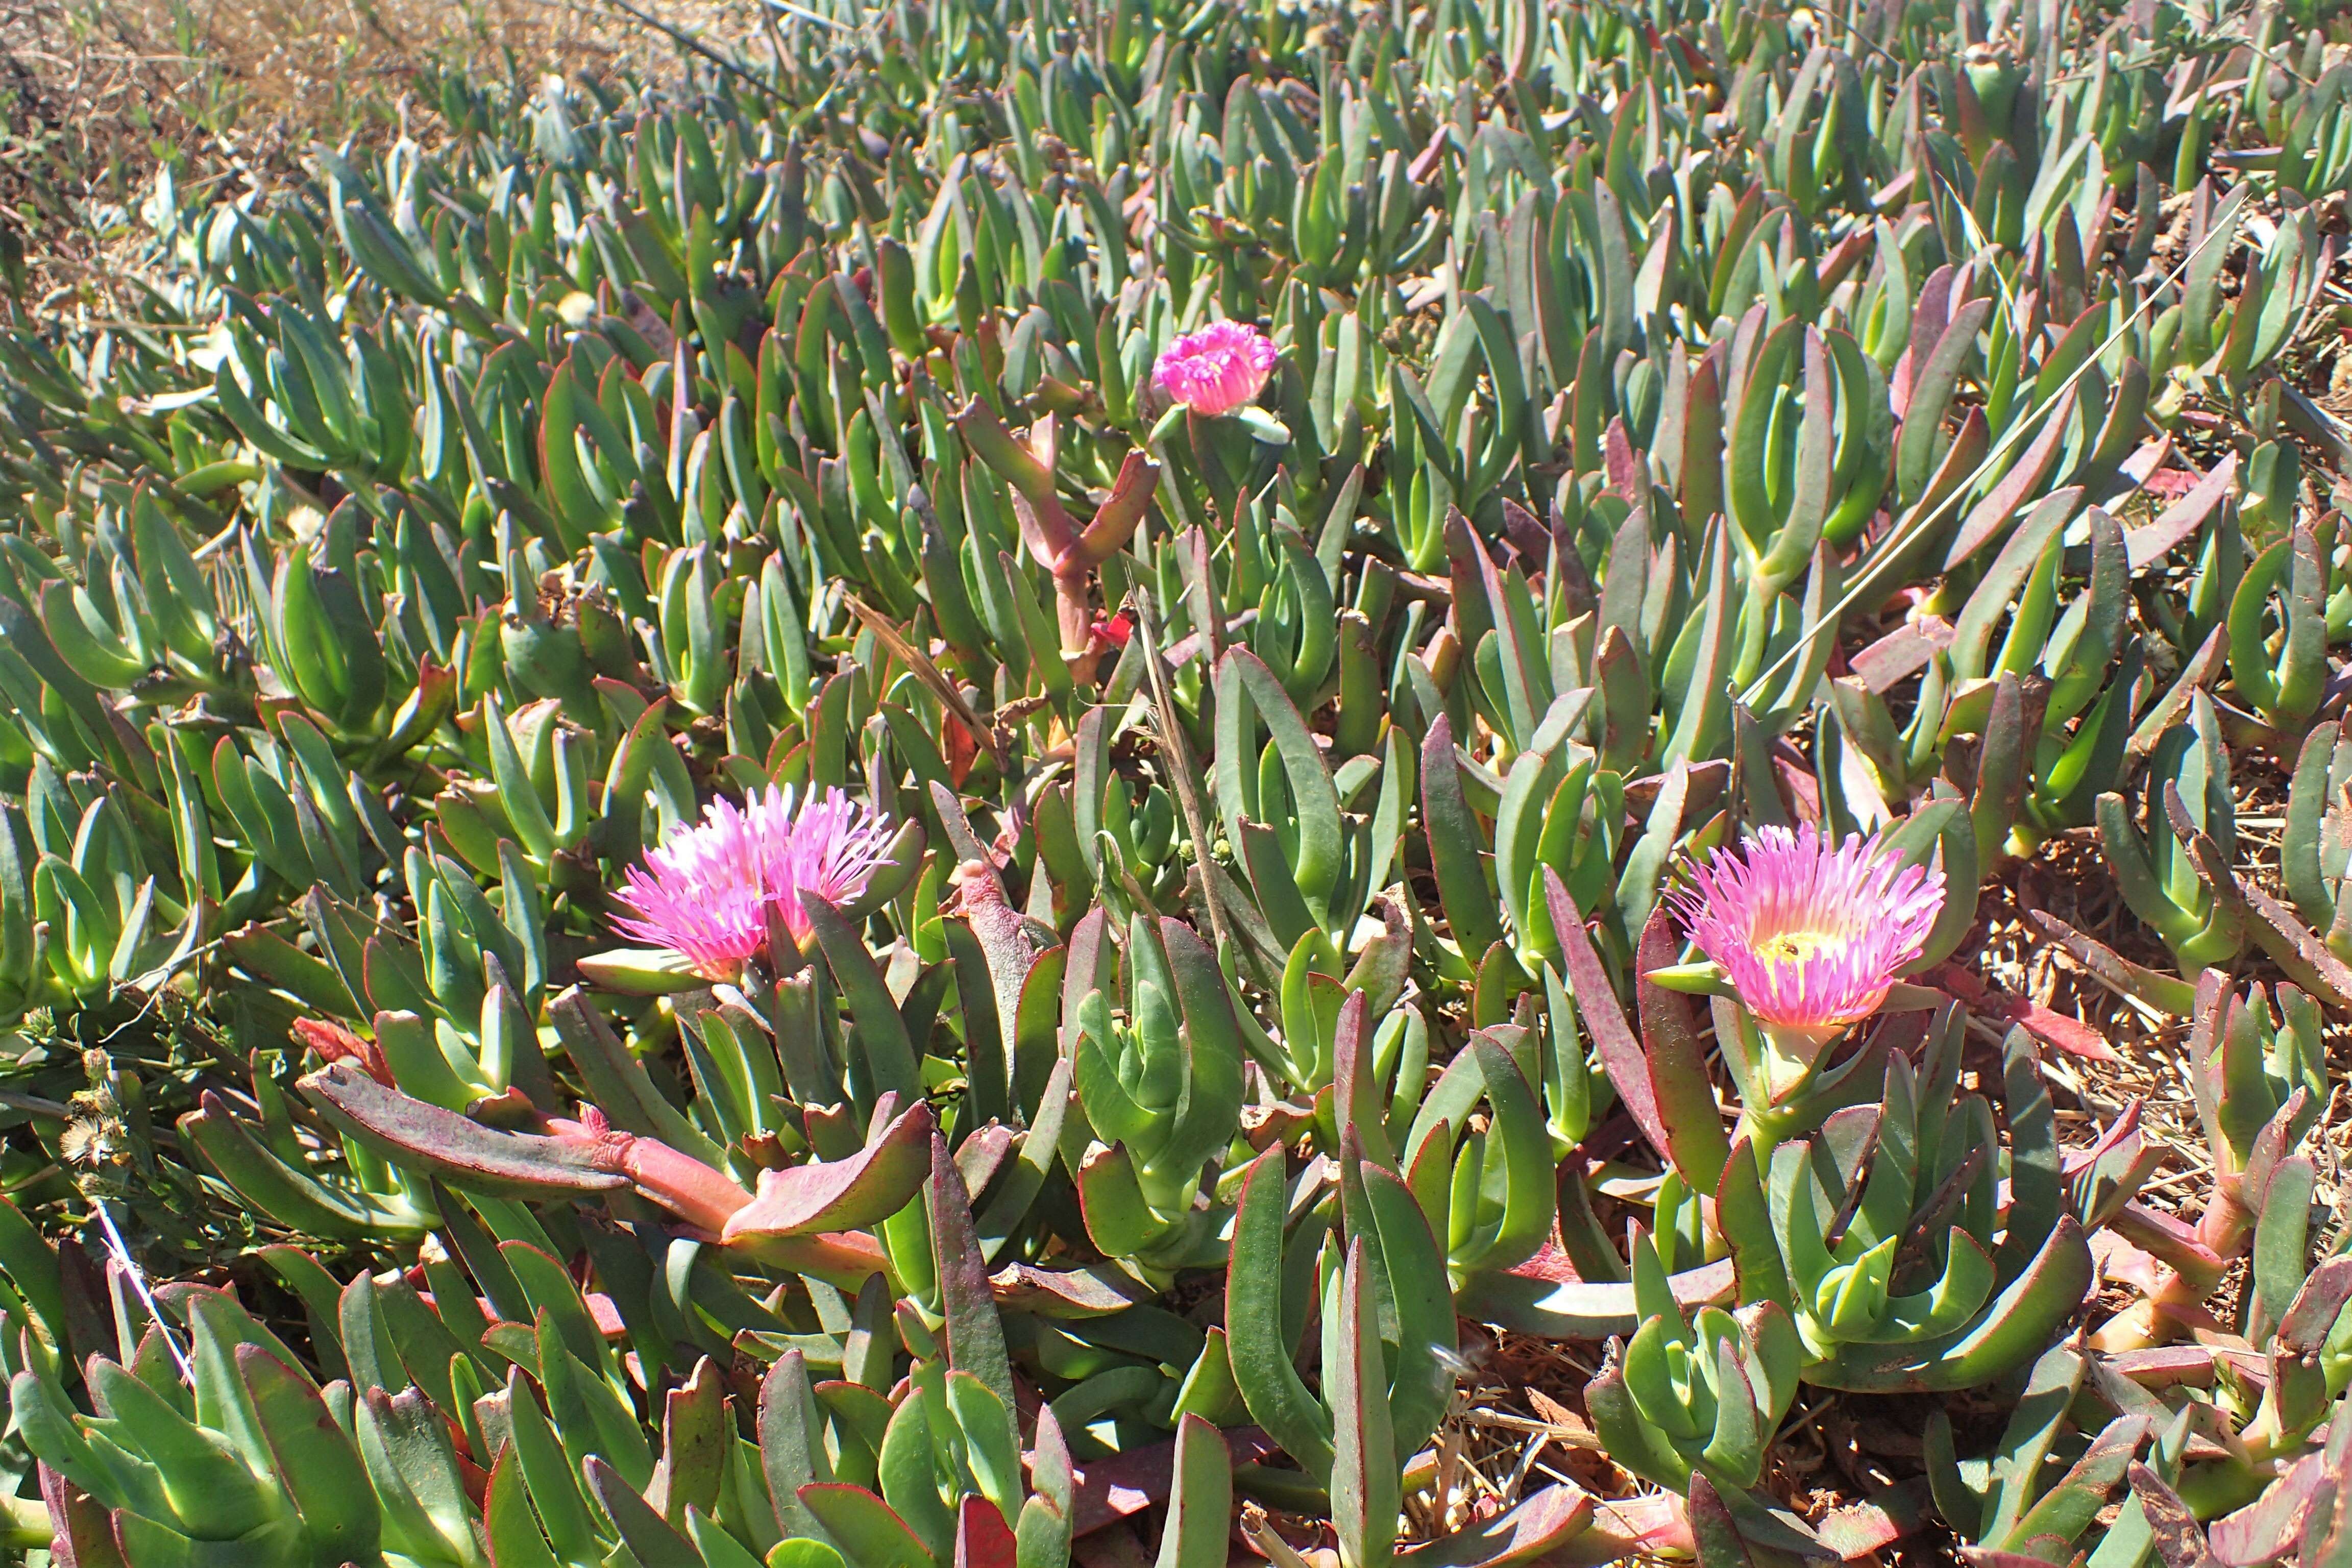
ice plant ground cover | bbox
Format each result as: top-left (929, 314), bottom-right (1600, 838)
top-left (5, 0), bottom-right (2352, 1563)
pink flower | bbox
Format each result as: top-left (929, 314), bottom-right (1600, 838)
top-left (1670, 825), bottom-right (1944, 1090)
top-left (612, 786), bottom-right (896, 979)
top-left (1153, 320), bottom-right (1278, 416)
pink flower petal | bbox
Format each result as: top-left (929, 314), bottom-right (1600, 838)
top-left (612, 786), bottom-right (896, 980)
top-left (1668, 823), bottom-right (1946, 1035)
top-left (1152, 320), bottom-right (1278, 416)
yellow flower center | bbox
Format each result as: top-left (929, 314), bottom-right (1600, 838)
top-left (1757, 929), bottom-right (1831, 966)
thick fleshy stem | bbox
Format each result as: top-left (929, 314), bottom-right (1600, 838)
top-left (955, 401), bottom-right (1159, 685)
top-left (546, 1107), bottom-right (754, 1234)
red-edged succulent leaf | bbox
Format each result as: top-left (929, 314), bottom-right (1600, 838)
top-left (1813, 1488), bottom-right (1923, 1559)
top-left (2208, 1451), bottom-right (2324, 1566)
top-left (40, 1462), bottom-right (126, 1568)
top-left (2128, 1463), bottom-right (2219, 1568)
top-left (957, 1497), bottom-right (1019, 1568)
top-left (1455, 1255), bottom-right (1738, 1340)
top-left (1683, 1474), bottom-right (1751, 1568)
top-left (290, 1017), bottom-right (392, 1084)
top-left (1397, 1482), bottom-right (1600, 1567)
top-left (929, 1130), bottom-right (1018, 1429)
top-left (1636, 903), bottom-right (1730, 1192)
top-left (298, 1063), bottom-right (628, 1197)
top-left (1928, 965), bottom-right (2121, 1063)
top-left (802, 1482), bottom-right (934, 1568)
top-left (2067, 1101), bottom-right (2163, 1230)
top-left (1539, 1489), bottom-right (1694, 1565)
top-left (723, 1100), bottom-right (936, 1240)
top-left (1547, 869), bottom-right (1670, 1156)
top-left (583, 1454), bottom-right (699, 1568)
top-left (730, 1230), bottom-right (898, 1290)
